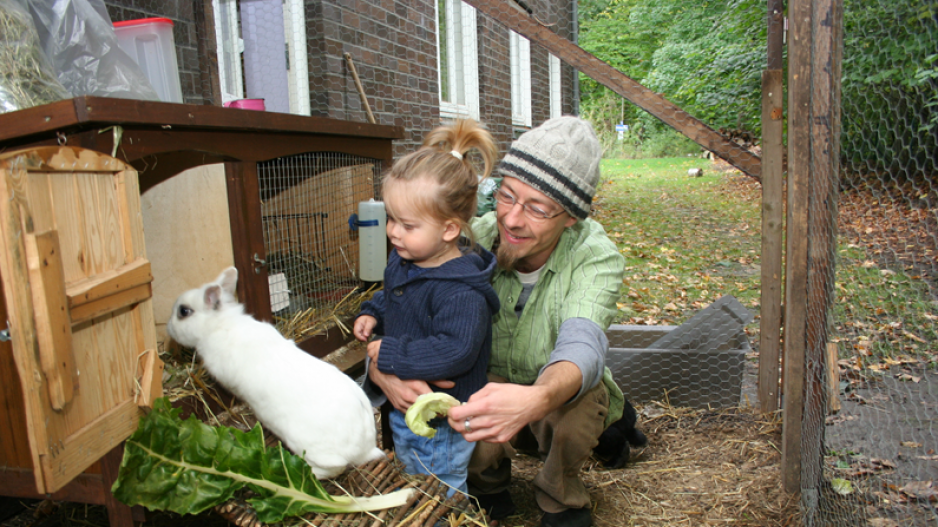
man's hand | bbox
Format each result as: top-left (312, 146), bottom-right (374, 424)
top-left (447, 382), bottom-right (551, 443)
top-left (368, 359), bottom-right (455, 413)
top-left (448, 361), bottom-right (583, 443)
top-left (353, 315), bottom-right (377, 342)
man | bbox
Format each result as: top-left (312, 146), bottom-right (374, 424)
top-left (367, 116), bottom-right (625, 527)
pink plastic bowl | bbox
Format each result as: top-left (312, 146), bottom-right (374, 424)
top-left (224, 99), bottom-right (265, 111)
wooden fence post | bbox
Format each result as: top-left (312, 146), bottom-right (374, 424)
top-left (758, 0), bottom-right (786, 414)
top-left (782, 0), bottom-right (844, 504)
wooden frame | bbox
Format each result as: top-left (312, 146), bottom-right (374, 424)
top-left (0, 96), bottom-right (403, 354)
top-left (0, 97), bottom-right (403, 525)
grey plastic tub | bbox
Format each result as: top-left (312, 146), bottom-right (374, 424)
top-left (605, 324), bottom-right (749, 409)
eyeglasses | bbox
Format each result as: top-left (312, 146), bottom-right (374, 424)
top-left (494, 188), bottom-right (566, 222)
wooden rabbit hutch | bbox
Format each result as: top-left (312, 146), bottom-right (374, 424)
top-left (0, 97), bottom-right (402, 526)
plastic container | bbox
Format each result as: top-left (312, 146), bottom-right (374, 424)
top-left (605, 325), bottom-right (749, 409)
top-left (357, 200), bottom-right (387, 282)
top-left (224, 99), bottom-right (266, 110)
top-left (113, 18), bottom-right (183, 103)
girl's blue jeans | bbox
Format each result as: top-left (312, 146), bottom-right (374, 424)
top-left (389, 408), bottom-right (476, 497)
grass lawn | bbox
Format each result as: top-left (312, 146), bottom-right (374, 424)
top-left (592, 158), bottom-right (763, 327)
top-left (593, 157), bottom-right (937, 369)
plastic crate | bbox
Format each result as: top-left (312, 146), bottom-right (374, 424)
top-left (113, 18), bottom-right (183, 103)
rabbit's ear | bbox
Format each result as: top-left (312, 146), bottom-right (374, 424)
top-left (204, 284), bottom-right (224, 310)
top-left (217, 266), bottom-right (239, 296)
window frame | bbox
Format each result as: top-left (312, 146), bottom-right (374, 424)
top-left (436, 0), bottom-right (480, 121)
top-left (510, 30), bottom-right (532, 128)
top-left (213, 0), bottom-right (243, 104)
top-left (549, 53), bottom-right (562, 118)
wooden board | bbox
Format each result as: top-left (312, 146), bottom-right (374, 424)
top-left (140, 164), bottom-right (235, 344)
top-left (0, 146), bottom-right (162, 494)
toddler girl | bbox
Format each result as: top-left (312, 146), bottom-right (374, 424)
top-left (353, 119), bottom-right (500, 496)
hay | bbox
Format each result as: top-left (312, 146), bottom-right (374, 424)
top-left (215, 453), bottom-right (489, 527)
top-left (500, 403), bottom-right (800, 527)
top-left (277, 284), bottom-right (381, 342)
top-left (0, 2), bottom-right (70, 112)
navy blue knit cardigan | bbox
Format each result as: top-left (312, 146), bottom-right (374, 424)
top-left (358, 246), bottom-right (500, 402)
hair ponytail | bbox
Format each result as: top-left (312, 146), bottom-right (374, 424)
top-left (382, 120), bottom-right (497, 243)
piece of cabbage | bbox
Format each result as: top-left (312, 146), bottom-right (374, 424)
top-left (405, 392), bottom-right (461, 438)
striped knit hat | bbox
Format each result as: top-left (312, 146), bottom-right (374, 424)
top-left (497, 116), bottom-right (601, 220)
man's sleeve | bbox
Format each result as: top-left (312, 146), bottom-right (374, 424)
top-left (548, 220), bottom-right (625, 400)
top-left (541, 317), bottom-right (607, 400)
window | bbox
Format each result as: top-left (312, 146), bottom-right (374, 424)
top-left (549, 53), bottom-right (562, 118)
top-left (510, 31), bottom-right (532, 127)
top-left (437, 0), bottom-right (480, 120)
top-left (213, 0), bottom-right (310, 115)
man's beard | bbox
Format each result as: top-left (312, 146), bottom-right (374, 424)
top-left (495, 237), bottom-right (522, 272)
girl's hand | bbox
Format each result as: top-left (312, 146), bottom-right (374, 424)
top-left (366, 339), bottom-right (382, 362)
top-left (354, 315), bottom-right (377, 342)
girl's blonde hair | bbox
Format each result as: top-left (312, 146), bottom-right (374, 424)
top-left (382, 119), bottom-right (497, 244)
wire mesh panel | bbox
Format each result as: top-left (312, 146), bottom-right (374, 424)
top-left (808, 0), bottom-right (938, 524)
top-left (258, 153), bottom-right (384, 333)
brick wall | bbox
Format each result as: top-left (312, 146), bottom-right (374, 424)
top-left (308, 0), bottom-right (440, 157)
top-left (101, 0), bottom-right (579, 158)
top-left (476, 0), bottom-right (578, 150)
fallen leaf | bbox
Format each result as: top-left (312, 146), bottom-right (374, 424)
top-left (900, 441), bottom-right (923, 448)
top-left (832, 478), bottom-right (854, 495)
top-left (916, 455), bottom-right (938, 461)
top-left (899, 481), bottom-right (938, 501)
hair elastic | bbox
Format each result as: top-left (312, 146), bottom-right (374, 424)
top-left (450, 150), bottom-right (464, 160)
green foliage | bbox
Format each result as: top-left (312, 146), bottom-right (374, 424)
top-left (579, 0), bottom-right (767, 148)
top-left (840, 0), bottom-right (938, 175)
top-left (112, 398), bottom-right (412, 523)
top-left (579, 0), bottom-right (936, 178)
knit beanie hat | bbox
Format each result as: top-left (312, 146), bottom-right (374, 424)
top-left (497, 116), bottom-right (601, 220)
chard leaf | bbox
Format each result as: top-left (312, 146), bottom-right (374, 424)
top-left (112, 398), bottom-right (412, 522)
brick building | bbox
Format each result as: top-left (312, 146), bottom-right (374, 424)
top-left (103, 0), bottom-right (580, 156)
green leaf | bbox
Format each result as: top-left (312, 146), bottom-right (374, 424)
top-left (112, 398), bottom-right (412, 523)
top-left (405, 392), bottom-right (461, 438)
top-left (831, 478), bottom-right (854, 495)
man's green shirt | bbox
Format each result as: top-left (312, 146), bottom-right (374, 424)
top-left (471, 212), bottom-right (626, 427)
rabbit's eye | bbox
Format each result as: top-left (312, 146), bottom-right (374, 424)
top-left (178, 305), bottom-right (193, 318)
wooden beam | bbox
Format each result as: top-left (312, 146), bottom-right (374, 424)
top-left (461, 0), bottom-right (762, 180)
top-left (759, 69), bottom-right (784, 414)
top-left (226, 161), bottom-right (273, 323)
top-left (800, 0), bottom-right (844, 511)
top-left (782, 0), bottom-right (812, 494)
top-left (68, 283), bottom-right (153, 326)
top-left (826, 343), bottom-right (842, 413)
top-left (24, 230), bottom-right (77, 410)
top-left (67, 257), bottom-right (152, 308)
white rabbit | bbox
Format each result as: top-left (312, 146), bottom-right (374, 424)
top-left (166, 267), bottom-right (385, 479)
